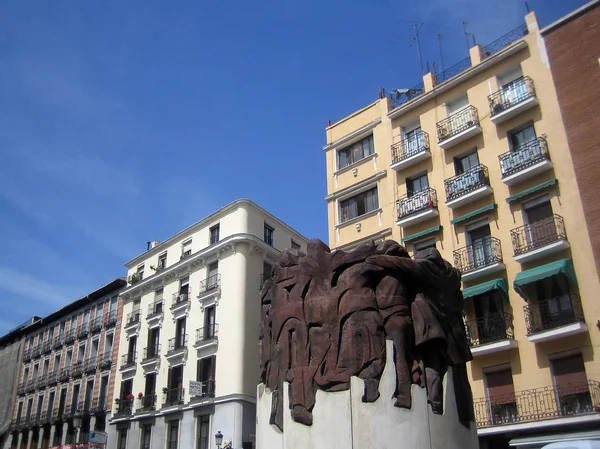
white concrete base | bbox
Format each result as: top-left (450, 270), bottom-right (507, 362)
top-left (257, 340), bottom-right (479, 449)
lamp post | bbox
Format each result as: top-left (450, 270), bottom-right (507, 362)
top-left (215, 431), bottom-right (223, 449)
top-left (72, 410), bottom-right (83, 444)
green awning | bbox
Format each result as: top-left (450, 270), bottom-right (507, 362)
top-left (506, 178), bottom-right (557, 204)
top-left (451, 203), bottom-right (497, 225)
top-left (401, 225), bottom-right (441, 243)
top-left (462, 278), bottom-right (509, 302)
top-left (513, 258), bottom-right (577, 297)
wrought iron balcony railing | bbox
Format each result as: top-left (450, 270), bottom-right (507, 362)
top-left (510, 215), bottom-right (566, 256)
top-left (125, 311), bottom-right (140, 327)
top-left (147, 301), bottom-right (164, 319)
top-left (474, 380), bottom-right (599, 428)
top-left (51, 407), bottom-right (64, 423)
top-left (91, 396), bottom-right (107, 414)
top-left (171, 290), bottom-right (191, 308)
top-left (72, 361), bottom-right (84, 378)
top-left (481, 24), bottom-right (528, 59)
top-left (84, 356), bottom-right (98, 374)
top-left (62, 404), bottom-right (74, 420)
top-left (163, 387), bottom-right (185, 407)
top-left (17, 382), bottom-right (25, 395)
top-left (36, 375), bottom-right (47, 389)
top-left (195, 324), bottom-right (219, 345)
top-left (53, 334), bottom-right (64, 349)
top-left (137, 394), bottom-right (157, 413)
top-left (114, 398), bottom-right (134, 417)
top-left (104, 310), bottom-right (118, 327)
top-left (499, 136), bottom-right (549, 178)
top-left (167, 336), bottom-right (188, 355)
top-left (25, 380), bottom-right (36, 393)
top-left (64, 329), bottom-right (76, 345)
top-left (47, 370), bottom-right (58, 386)
top-left (465, 313), bottom-right (514, 347)
top-left (78, 399), bottom-right (93, 415)
top-left (436, 105), bottom-right (479, 142)
top-left (23, 349), bottom-right (32, 362)
top-left (77, 323), bottom-right (90, 339)
top-left (391, 131), bottom-right (430, 165)
top-left (489, 76), bottom-right (536, 117)
top-left (453, 237), bottom-right (502, 274)
top-left (444, 165), bottom-right (490, 202)
top-left (191, 380), bottom-right (216, 400)
top-left (32, 344), bottom-right (42, 358)
top-left (40, 411), bottom-right (51, 425)
top-left (524, 294), bottom-right (585, 335)
top-left (90, 315), bottom-right (103, 334)
top-left (99, 351), bottom-right (112, 370)
top-left (434, 56), bottom-right (472, 85)
top-left (26, 414), bottom-right (39, 428)
top-left (42, 340), bottom-right (53, 354)
top-left (199, 274), bottom-right (220, 295)
top-left (10, 418), bottom-right (23, 431)
top-left (142, 345), bottom-right (161, 362)
top-left (121, 353), bottom-right (137, 369)
top-left (396, 187), bottom-right (438, 221)
top-left (59, 366), bottom-right (71, 382)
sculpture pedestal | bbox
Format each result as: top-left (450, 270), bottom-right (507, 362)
top-left (257, 341), bottom-right (479, 449)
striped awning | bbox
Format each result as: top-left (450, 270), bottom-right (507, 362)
top-left (401, 225), bottom-right (441, 243)
top-left (506, 178), bottom-right (557, 204)
top-left (451, 203), bottom-right (497, 225)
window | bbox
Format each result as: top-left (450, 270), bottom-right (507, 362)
top-left (117, 430), bottom-right (127, 449)
top-left (207, 262), bottom-right (218, 290)
top-left (158, 253), bottom-right (167, 270)
top-left (196, 356), bottom-right (216, 398)
top-left (140, 425), bottom-right (152, 449)
top-left (291, 240), bottom-right (301, 250)
top-left (264, 224), bottom-right (274, 246)
top-left (414, 238), bottom-right (436, 253)
top-left (197, 415), bottom-right (210, 449)
top-left (182, 240), bottom-right (192, 258)
top-left (406, 174), bottom-right (428, 197)
top-left (262, 261), bottom-right (273, 282)
top-left (71, 383), bottom-right (80, 410)
top-left (204, 307), bottom-right (216, 340)
top-left (337, 134), bottom-right (374, 169)
top-left (509, 122), bottom-right (536, 150)
top-left (99, 375), bottom-right (109, 410)
top-left (36, 394), bottom-right (43, 417)
top-left (339, 187), bottom-right (379, 223)
top-left (454, 150), bottom-right (480, 175)
top-left (466, 221), bottom-right (493, 269)
top-left (179, 277), bottom-right (190, 299)
top-left (485, 368), bottom-right (517, 424)
top-left (209, 225), bottom-right (220, 244)
top-left (168, 420), bottom-right (179, 449)
top-left (136, 265), bottom-right (144, 281)
top-left (552, 353), bottom-right (592, 414)
top-left (447, 95), bottom-right (469, 114)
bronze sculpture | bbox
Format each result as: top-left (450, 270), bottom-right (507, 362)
top-left (260, 238), bottom-right (474, 432)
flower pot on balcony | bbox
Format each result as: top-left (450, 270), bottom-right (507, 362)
top-left (493, 103), bottom-right (504, 114)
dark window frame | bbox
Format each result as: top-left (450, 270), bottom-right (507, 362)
top-left (337, 134), bottom-right (375, 170)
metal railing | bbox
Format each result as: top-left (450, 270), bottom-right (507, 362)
top-left (90, 315), bottom-right (103, 333)
top-left (474, 380), bottom-right (599, 428)
top-left (99, 351), bottom-right (112, 370)
top-left (104, 310), bottom-right (118, 327)
top-left (59, 366), bottom-right (71, 382)
top-left (147, 301), bottom-right (164, 319)
top-left (26, 414), bottom-right (39, 428)
top-left (510, 215), bottom-right (567, 256)
top-left (23, 348), bottom-right (32, 362)
top-left (384, 82), bottom-right (426, 109)
top-left (42, 339), bottom-right (53, 354)
top-left (524, 294), bottom-right (585, 335)
top-left (171, 290), bottom-right (191, 308)
top-left (25, 380), bottom-right (36, 393)
top-left (40, 411), bottom-right (51, 425)
top-left (191, 380), bottom-right (216, 400)
top-left (391, 131), bottom-right (430, 165)
top-left (17, 382), bottom-right (25, 395)
top-left (481, 24), bottom-right (528, 59)
top-left (195, 325), bottom-right (219, 345)
top-left (125, 311), bottom-right (141, 327)
top-left (91, 396), bottom-right (107, 414)
top-left (77, 323), bottom-right (90, 339)
top-left (36, 375), bottom-right (47, 389)
top-left (51, 407), bottom-right (64, 423)
top-left (72, 361), bottom-right (84, 378)
top-left (64, 329), bottom-right (76, 344)
top-left (47, 370), bottom-right (58, 386)
top-left (163, 387), bottom-right (185, 407)
top-left (465, 313), bottom-right (514, 347)
top-left (199, 274), bottom-right (220, 295)
top-left (444, 164), bottom-right (490, 202)
top-left (167, 336), bottom-right (188, 355)
top-left (78, 399), bottom-right (93, 415)
top-left (142, 345), bottom-right (161, 361)
top-left (63, 404), bottom-right (74, 420)
top-left (32, 344), bottom-right (42, 358)
top-left (453, 237), bottom-right (502, 274)
top-left (84, 356), bottom-right (98, 373)
top-left (53, 334), bottom-right (64, 349)
top-left (489, 76), bottom-right (536, 116)
top-left (137, 394), bottom-right (157, 412)
top-left (434, 56), bottom-right (472, 85)
top-left (499, 136), bottom-right (549, 178)
top-left (121, 353), bottom-right (137, 369)
top-left (437, 105), bottom-right (479, 142)
top-left (396, 187), bottom-right (438, 221)
top-left (114, 398), bottom-right (134, 416)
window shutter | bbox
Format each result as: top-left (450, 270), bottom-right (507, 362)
top-left (553, 354), bottom-right (589, 395)
top-left (486, 369), bottom-right (515, 404)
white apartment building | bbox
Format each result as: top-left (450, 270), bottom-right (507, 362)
top-left (109, 199), bottom-right (307, 449)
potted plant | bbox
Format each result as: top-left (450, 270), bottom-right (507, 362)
top-left (138, 392), bottom-right (144, 399)
top-left (128, 273), bottom-right (140, 285)
top-left (492, 403), bottom-right (503, 422)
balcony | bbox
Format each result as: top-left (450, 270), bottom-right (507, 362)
top-left (124, 311), bottom-right (141, 330)
top-left (78, 399), bottom-right (93, 416)
top-left (58, 367), bottom-right (71, 382)
top-left (453, 237), bottom-right (504, 281)
top-left (10, 418), bottom-right (23, 431)
top-left (17, 382), bottom-right (25, 395)
top-left (42, 340), bottom-right (53, 354)
top-left (99, 351), bottom-right (112, 370)
top-left (524, 294), bottom-right (587, 343)
top-left (163, 387), bottom-right (185, 407)
top-left (489, 76), bottom-right (538, 125)
top-left (23, 349), bottom-right (32, 362)
top-left (190, 380), bottom-right (215, 402)
top-left (53, 335), bottom-right (64, 350)
top-left (104, 310), bottom-right (117, 328)
top-left (465, 313), bottom-right (516, 356)
top-left (114, 398), bottom-right (134, 417)
top-left (62, 405), bottom-right (74, 420)
top-left (72, 361), bottom-right (84, 378)
top-left (511, 215), bottom-right (569, 263)
top-left (499, 137), bottom-right (552, 185)
top-left (474, 381), bottom-right (600, 431)
top-left (47, 370), bottom-right (58, 386)
top-left (396, 188), bottom-right (439, 228)
top-left (166, 336), bottom-right (188, 359)
top-left (147, 301), bottom-right (164, 323)
top-left (194, 325), bottom-right (219, 349)
top-left (436, 106), bottom-right (481, 150)
top-left (90, 315), bottom-right (103, 334)
top-left (51, 408), bottom-right (64, 423)
top-left (120, 353), bottom-right (137, 372)
top-left (84, 356), bottom-right (98, 374)
top-left (64, 329), bottom-right (76, 345)
top-left (35, 375), bottom-right (47, 389)
top-left (171, 290), bottom-right (191, 317)
top-left (25, 380), bottom-right (36, 393)
top-left (136, 394), bottom-right (157, 413)
top-left (91, 396), bottom-right (108, 415)
top-left (198, 275), bottom-right (220, 299)
top-left (26, 414), bottom-right (39, 428)
top-left (390, 131), bottom-right (431, 172)
top-left (77, 323), bottom-right (90, 340)
top-left (32, 344), bottom-right (42, 359)
top-left (444, 165), bottom-right (492, 208)
top-left (141, 345), bottom-right (161, 368)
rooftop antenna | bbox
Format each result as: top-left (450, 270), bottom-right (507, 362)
top-left (438, 33), bottom-right (445, 72)
top-left (524, 1), bottom-right (531, 13)
top-left (413, 23), bottom-right (425, 75)
top-left (462, 21), bottom-right (472, 53)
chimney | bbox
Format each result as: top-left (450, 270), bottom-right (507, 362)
top-left (150, 240), bottom-right (160, 249)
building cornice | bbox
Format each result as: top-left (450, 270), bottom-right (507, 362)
top-left (332, 228), bottom-right (393, 252)
top-left (121, 233), bottom-right (281, 300)
top-left (324, 170), bottom-right (387, 202)
top-left (124, 199), bottom-right (308, 268)
top-left (323, 118), bottom-right (382, 152)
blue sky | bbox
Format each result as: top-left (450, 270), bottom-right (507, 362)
top-left (0, 0), bottom-right (587, 333)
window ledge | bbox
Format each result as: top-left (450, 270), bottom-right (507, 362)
top-left (336, 209), bottom-right (381, 229)
top-left (334, 154), bottom-right (377, 176)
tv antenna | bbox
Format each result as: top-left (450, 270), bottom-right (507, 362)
top-left (462, 21), bottom-right (472, 52)
top-left (413, 23), bottom-right (425, 75)
top-left (438, 34), bottom-right (445, 72)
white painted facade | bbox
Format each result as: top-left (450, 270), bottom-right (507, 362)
top-left (109, 199), bottom-right (307, 449)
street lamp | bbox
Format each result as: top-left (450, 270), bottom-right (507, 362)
top-left (72, 410), bottom-right (83, 444)
top-left (215, 431), bottom-right (223, 449)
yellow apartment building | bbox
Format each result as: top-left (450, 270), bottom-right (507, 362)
top-left (323, 9), bottom-right (600, 449)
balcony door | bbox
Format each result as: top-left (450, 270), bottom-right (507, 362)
top-left (466, 221), bottom-right (493, 269)
top-left (485, 368), bottom-right (517, 425)
top-left (551, 354), bottom-right (592, 415)
top-left (534, 277), bottom-right (573, 329)
top-left (473, 293), bottom-right (505, 345)
top-left (85, 380), bottom-right (94, 411)
top-left (402, 121), bottom-right (423, 157)
top-left (523, 197), bottom-right (556, 248)
top-left (498, 67), bottom-right (526, 105)
top-left (179, 277), bottom-right (190, 301)
top-left (128, 337), bottom-right (137, 363)
top-left (405, 174), bottom-right (430, 214)
top-left (176, 318), bottom-right (186, 349)
top-left (148, 328), bottom-right (160, 356)
top-left (204, 307), bottom-right (216, 340)
top-left (207, 263), bottom-right (218, 290)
